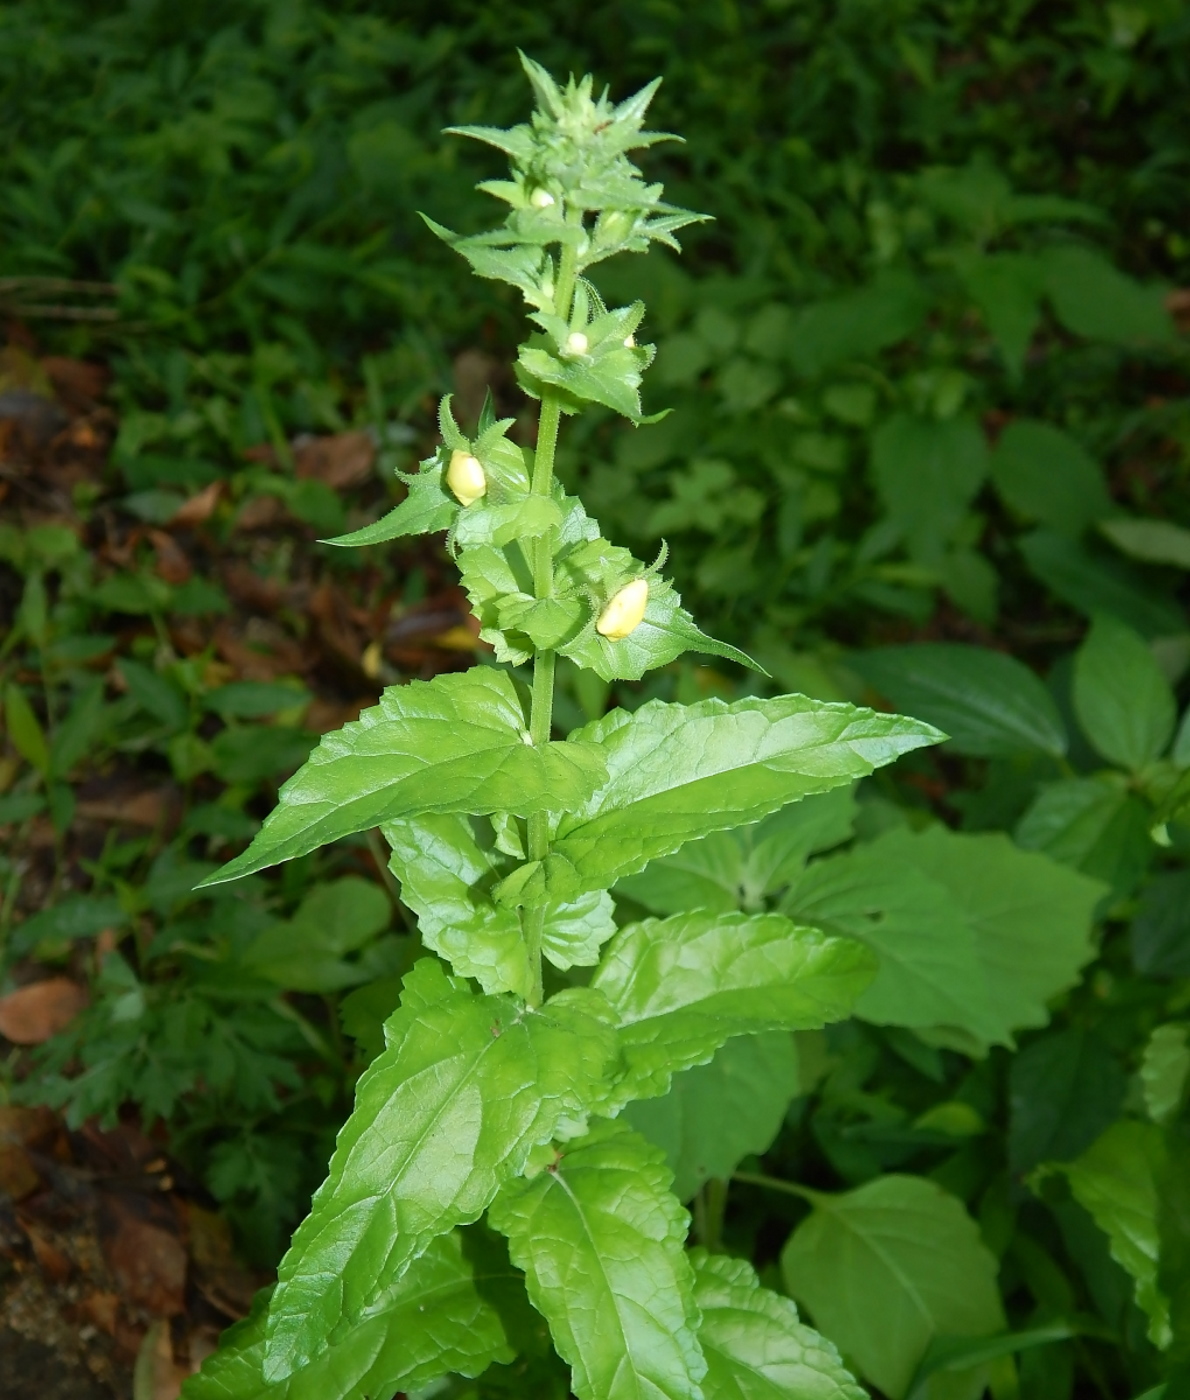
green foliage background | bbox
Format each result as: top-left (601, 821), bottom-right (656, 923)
top-left (1, 2), bottom-right (1189, 1397)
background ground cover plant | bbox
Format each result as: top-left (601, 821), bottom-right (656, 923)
top-left (0, 3), bottom-right (1188, 1397)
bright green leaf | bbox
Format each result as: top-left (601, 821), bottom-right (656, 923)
top-left (592, 909), bottom-right (874, 1106)
top-left (691, 1248), bottom-right (866, 1400)
top-left (262, 961), bottom-right (615, 1380)
top-left (182, 1227), bottom-right (522, 1400)
top-left (781, 1175), bottom-right (1005, 1400)
top-left (488, 1121), bottom-right (706, 1400)
top-left (555, 694), bottom-right (941, 893)
top-left (199, 669), bottom-right (608, 886)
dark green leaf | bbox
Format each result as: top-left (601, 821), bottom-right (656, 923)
top-left (1073, 614), bottom-right (1176, 770)
top-left (1008, 1029), bottom-right (1128, 1175)
top-left (990, 421), bottom-right (1113, 535)
top-left (853, 643), bottom-right (1067, 759)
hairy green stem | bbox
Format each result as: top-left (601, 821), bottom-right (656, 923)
top-left (521, 233), bottom-right (581, 1007)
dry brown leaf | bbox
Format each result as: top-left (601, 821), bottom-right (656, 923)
top-left (101, 1197), bottom-right (186, 1317)
top-left (168, 481), bottom-right (222, 529)
top-left (1167, 288), bottom-right (1190, 333)
top-left (0, 1143), bottom-right (40, 1201)
top-left (21, 1220), bottom-right (74, 1283)
top-left (294, 429), bottom-right (375, 490)
top-left (40, 357), bottom-right (109, 403)
top-left (0, 979), bottom-right (88, 1045)
top-left (79, 1289), bottom-right (120, 1337)
top-left (148, 530), bottom-right (192, 585)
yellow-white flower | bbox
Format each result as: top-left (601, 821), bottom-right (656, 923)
top-left (596, 578), bottom-right (649, 639)
top-left (446, 450), bottom-right (486, 506)
top-left (530, 188), bottom-right (555, 208)
top-left (564, 331), bottom-right (589, 356)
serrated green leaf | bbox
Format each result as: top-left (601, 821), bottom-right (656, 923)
top-left (781, 1175), bottom-right (1005, 1400)
top-left (616, 788), bottom-right (858, 919)
top-left (182, 1228), bottom-right (520, 1400)
top-left (488, 1121), bottom-right (706, 1400)
top-left (262, 961), bottom-right (615, 1380)
top-left (1073, 614), bottom-right (1177, 771)
top-left (691, 1249), bottom-right (866, 1400)
top-left (1141, 1024), bottom-right (1190, 1126)
top-left (625, 1033), bottom-right (799, 1202)
top-left (518, 341), bottom-right (651, 421)
top-left (555, 695), bottom-right (941, 893)
top-left (322, 452), bottom-right (456, 548)
top-left (1038, 1120), bottom-right (1171, 1349)
top-left (383, 813), bottom-right (616, 996)
top-left (592, 910), bottom-right (874, 1106)
top-left (853, 643), bottom-right (1066, 758)
top-left (456, 494), bottom-right (563, 549)
top-left (199, 669), bottom-right (608, 886)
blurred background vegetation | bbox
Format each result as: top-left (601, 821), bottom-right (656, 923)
top-left (0, 2), bottom-right (1188, 1397)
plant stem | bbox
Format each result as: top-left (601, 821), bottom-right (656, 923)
top-left (731, 1171), bottom-right (822, 1205)
top-left (521, 233), bottom-right (580, 1008)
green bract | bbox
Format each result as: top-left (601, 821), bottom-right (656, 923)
top-left (184, 53), bottom-right (941, 1400)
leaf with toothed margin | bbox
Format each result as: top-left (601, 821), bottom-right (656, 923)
top-left (552, 695), bottom-right (943, 894)
top-left (321, 450), bottom-right (455, 548)
top-left (382, 814), bottom-right (618, 998)
top-left (591, 910), bottom-right (874, 1109)
top-left (180, 1226), bottom-right (525, 1400)
top-left (488, 1121), bottom-right (706, 1400)
top-left (196, 669), bottom-right (607, 887)
top-left (690, 1249), bottom-right (867, 1400)
top-left (260, 959), bottom-right (616, 1381)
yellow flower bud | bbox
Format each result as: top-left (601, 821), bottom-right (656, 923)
top-left (530, 188), bottom-right (555, 208)
top-left (446, 450), bottom-right (486, 506)
top-left (564, 331), bottom-right (589, 356)
top-left (623, 334), bottom-right (636, 348)
top-left (596, 578), bottom-right (649, 640)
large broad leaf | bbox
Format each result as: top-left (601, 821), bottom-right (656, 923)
top-left (781, 1175), bottom-right (1005, 1400)
top-left (199, 669), bottom-right (608, 886)
top-left (788, 270), bottom-right (929, 378)
top-left (852, 643), bottom-right (1067, 759)
top-left (990, 420), bottom-right (1113, 536)
top-left (554, 695), bottom-right (940, 893)
top-left (1008, 1029), bottom-right (1128, 1175)
top-left (488, 1121), bottom-right (706, 1400)
top-left (1073, 614), bottom-right (1177, 772)
top-left (1042, 245), bottom-right (1174, 345)
top-left (624, 1033), bottom-right (800, 1202)
top-left (615, 787), bottom-right (858, 918)
top-left (591, 909), bottom-right (874, 1106)
top-left (691, 1249), bottom-right (866, 1400)
top-left (1100, 517), bottom-right (1190, 571)
top-left (785, 843), bottom-right (999, 1045)
top-left (786, 827), bottom-right (1101, 1053)
top-left (870, 414), bottom-right (988, 564)
top-left (1015, 776), bottom-right (1154, 898)
top-left (1038, 1120), bottom-right (1172, 1349)
top-left (182, 1227), bottom-right (521, 1400)
top-left (262, 961), bottom-right (615, 1380)
top-left (383, 814), bottom-right (616, 998)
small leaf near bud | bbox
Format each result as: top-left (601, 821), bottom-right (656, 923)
top-left (530, 188), bottom-right (555, 208)
top-left (564, 331), bottom-right (590, 356)
top-left (446, 450), bottom-right (487, 506)
top-left (596, 578), bottom-right (649, 639)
